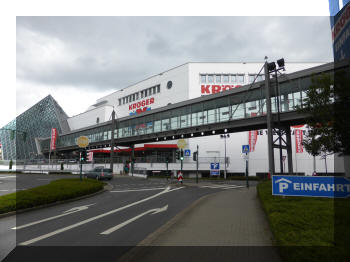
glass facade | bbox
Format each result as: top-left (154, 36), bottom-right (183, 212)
top-left (39, 70), bottom-right (333, 152)
top-left (0, 95), bottom-right (69, 160)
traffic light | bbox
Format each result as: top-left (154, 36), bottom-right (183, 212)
top-left (175, 150), bottom-right (180, 160)
top-left (193, 151), bottom-right (198, 161)
top-left (81, 150), bottom-right (87, 162)
top-left (180, 149), bottom-right (184, 161)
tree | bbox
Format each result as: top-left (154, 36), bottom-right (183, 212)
top-left (300, 69), bottom-right (350, 156)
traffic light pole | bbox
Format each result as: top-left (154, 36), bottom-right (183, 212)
top-left (79, 150), bottom-right (82, 181)
top-left (180, 149), bottom-right (183, 172)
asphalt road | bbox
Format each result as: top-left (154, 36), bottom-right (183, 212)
top-left (1, 176), bottom-right (247, 262)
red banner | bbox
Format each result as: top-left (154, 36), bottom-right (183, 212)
top-left (248, 130), bottom-right (258, 152)
top-left (295, 129), bottom-right (303, 153)
top-left (50, 128), bottom-right (57, 150)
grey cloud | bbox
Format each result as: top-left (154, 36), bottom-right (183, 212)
top-left (16, 16), bottom-right (333, 93)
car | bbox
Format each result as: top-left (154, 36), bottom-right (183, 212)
top-left (85, 167), bottom-right (113, 180)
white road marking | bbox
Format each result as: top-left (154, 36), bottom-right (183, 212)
top-left (100, 205), bottom-right (168, 235)
top-left (19, 186), bottom-right (183, 246)
top-left (200, 185), bottom-right (245, 189)
top-left (0, 176), bottom-right (16, 179)
top-left (12, 204), bottom-right (95, 230)
top-left (110, 188), bottom-right (166, 193)
top-left (0, 190), bottom-right (9, 191)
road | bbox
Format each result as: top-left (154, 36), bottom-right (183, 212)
top-left (0, 175), bottom-right (249, 262)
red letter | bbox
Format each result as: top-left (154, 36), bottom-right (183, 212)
top-left (201, 85), bottom-right (210, 94)
top-left (142, 100), bottom-right (146, 106)
top-left (150, 97), bottom-right (154, 104)
top-left (137, 102), bottom-right (141, 108)
top-left (212, 85), bottom-right (221, 94)
top-left (146, 99), bottom-right (150, 105)
top-left (129, 105), bottom-right (132, 110)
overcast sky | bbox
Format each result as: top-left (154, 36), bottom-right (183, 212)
top-left (10, 15), bottom-right (334, 127)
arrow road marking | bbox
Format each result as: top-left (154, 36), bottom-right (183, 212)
top-left (19, 186), bottom-right (183, 246)
top-left (12, 204), bottom-right (95, 230)
top-left (100, 205), bottom-right (168, 235)
top-left (110, 188), bottom-right (166, 193)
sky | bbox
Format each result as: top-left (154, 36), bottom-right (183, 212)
top-left (1, 0), bottom-right (334, 128)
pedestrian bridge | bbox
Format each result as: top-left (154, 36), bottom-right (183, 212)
top-left (39, 61), bottom-right (337, 153)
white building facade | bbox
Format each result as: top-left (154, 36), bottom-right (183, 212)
top-left (67, 62), bottom-right (333, 176)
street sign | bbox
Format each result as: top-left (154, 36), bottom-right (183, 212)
top-left (177, 139), bottom-right (187, 149)
top-left (76, 136), bottom-right (89, 148)
top-left (210, 162), bottom-right (220, 176)
top-left (184, 149), bottom-right (191, 157)
top-left (242, 145), bottom-right (250, 154)
top-left (272, 175), bottom-right (350, 198)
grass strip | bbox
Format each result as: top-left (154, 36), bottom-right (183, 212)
top-left (0, 178), bottom-right (104, 214)
top-left (257, 180), bottom-right (350, 262)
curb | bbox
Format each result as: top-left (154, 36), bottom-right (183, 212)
top-left (118, 192), bottom-right (215, 262)
top-left (0, 182), bottom-right (112, 219)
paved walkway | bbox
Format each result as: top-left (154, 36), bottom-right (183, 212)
top-left (121, 186), bottom-right (281, 262)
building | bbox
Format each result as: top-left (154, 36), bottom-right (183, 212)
top-left (1, 62), bottom-right (334, 176)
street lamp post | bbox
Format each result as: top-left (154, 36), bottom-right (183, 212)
top-left (220, 134), bottom-right (230, 179)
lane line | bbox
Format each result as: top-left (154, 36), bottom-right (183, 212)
top-left (200, 185), bottom-right (245, 189)
top-left (19, 186), bottom-right (183, 246)
top-left (12, 204), bottom-right (95, 230)
top-left (100, 205), bottom-right (168, 235)
top-left (0, 176), bottom-right (16, 179)
top-left (110, 188), bottom-right (166, 193)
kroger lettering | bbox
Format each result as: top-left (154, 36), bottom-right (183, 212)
top-left (129, 97), bottom-right (154, 111)
top-left (201, 85), bottom-right (242, 94)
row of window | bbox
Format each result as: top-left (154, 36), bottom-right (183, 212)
top-left (118, 84), bottom-right (161, 106)
top-left (200, 74), bottom-right (264, 84)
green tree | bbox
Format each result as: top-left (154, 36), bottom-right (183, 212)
top-left (300, 70), bottom-right (350, 156)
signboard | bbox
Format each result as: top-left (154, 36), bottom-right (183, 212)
top-left (210, 162), bottom-right (220, 176)
top-left (248, 131), bottom-right (258, 152)
top-left (295, 129), bottom-right (303, 153)
top-left (332, 1), bottom-right (350, 61)
top-left (87, 152), bottom-right (93, 162)
top-left (177, 139), bottom-right (187, 149)
top-left (76, 136), bottom-right (89, 148)
top-left (50, 128), bottom-right (57, 150)
top-left (242, 145), bottom-right (250, 154)
top-left (201, 84), bottom-right (242, 94)
top-left (272, 175), bottom-right (350, 198)
top-left (184, 149), bottom-right (191, 157)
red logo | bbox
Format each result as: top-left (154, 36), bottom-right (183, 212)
top-left (129, 97), bottom-right (154, 111)
top-left (201, 85), bottom-right (242, 94)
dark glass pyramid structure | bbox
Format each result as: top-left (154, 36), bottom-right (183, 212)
top-left (0, 95), bottom-right (70, 160)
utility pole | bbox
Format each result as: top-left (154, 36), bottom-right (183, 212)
top-left (245, 152), bottom-right (249, 188)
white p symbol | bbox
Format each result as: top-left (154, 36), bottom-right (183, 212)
top-left (279, 182), bottom-right (289, 193)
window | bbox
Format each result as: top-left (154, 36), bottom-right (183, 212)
top-left (249, 75), bottom-right (255, 83)
top-left (256, 75), bottom-right (263, 82)
top-left (237, 74), bottom-right (244, 83)
top-left (144, 89), bottom-right (148, 97)
top-left (223, 75), bottom-right (229, 83)
top-left (157, 85), bottom-right (160, 93)
top-left (152, 86), bottom-right (156, 94)
top-left (136, 92), bottom-right (139, 100)
top-left (96, 117), bottom-right (100, 124)
top-left (231, 75), bottom-right (236, 82)
top-left (216, 75), bottom-right (221, 83)
top-left (118, 99), bottom-right (121, 106)
top-left (200, 75), bottom-right (206, 83)
top-left (141, 90), bottom-right (144, 98)
top-left (129, 95), bottom-right (132, 102)
top-left (123, 97), bottom-right (125, 104)
top-left (132, 94), bottom-right (135, 102)
top-left (208, 75), bottom-right (214, 83)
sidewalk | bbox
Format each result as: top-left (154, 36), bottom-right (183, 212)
top-left (121, 186), bottom-right (281, 262)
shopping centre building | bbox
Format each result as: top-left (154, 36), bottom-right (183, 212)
top-left (0, 62), bottom-right (334, 176)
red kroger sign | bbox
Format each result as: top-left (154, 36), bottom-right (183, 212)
top-left (129, 97), bottom-right (155, 111)
top-left (201, 85), bottom-right (242, 94)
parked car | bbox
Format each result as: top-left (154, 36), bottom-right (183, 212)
top-left (85, 167), bottom-right (113, 180)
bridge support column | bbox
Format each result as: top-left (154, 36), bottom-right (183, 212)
top-left (264, 62), bottom-right (275, 176)
top-left (285, 125), bottom-right (293, 175)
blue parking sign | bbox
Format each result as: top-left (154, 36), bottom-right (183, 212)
top-left (210, 163), bottom-right (220, 169)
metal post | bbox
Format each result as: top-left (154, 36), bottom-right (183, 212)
top-left (285, 125), bottom-right (293, 175)
top-left (245, 153), bottom-right (249, 188)
top-left (110, 109), bottom-right (115, 172)
top-left (274, 69), bottom-right (283, 174)
top-left (131, 144), bottom-right (135, 176)
top-left (264, 62), bottom-right (275, 176)
top-left (224, 136), bottom-right (227, 180)
top-left (196, 144), bottom-right (199, 184)
top-left (79, 151), bottom-right (82, 181)
top-left (325, 154), bottom-right (328, 174)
